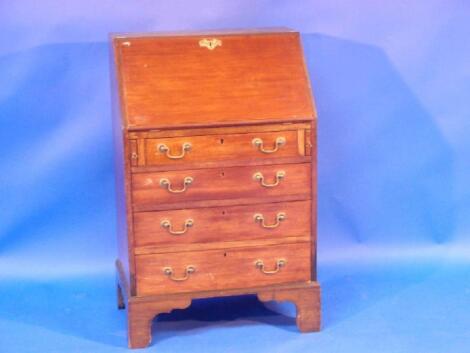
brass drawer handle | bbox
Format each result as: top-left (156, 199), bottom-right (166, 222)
top-left (254, 212), bottom-right (286, 228)
top-left (160, 176), bottom-right (193, 193)
top-left (252, 137), bottom-right (286, 154)
top-left (255, 259), bottom-right (287, 275)
top-left (163, 265), bottom-right (196, 281)
top-left (157, 142), bottom-right (192, 159)
top-left (161, 219), bottom-right (194, 235)
top-left (253, 171), bottom-right (285, 188)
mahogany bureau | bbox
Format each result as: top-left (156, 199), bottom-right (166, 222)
top-left (110, 28), bottom-right (321, 348)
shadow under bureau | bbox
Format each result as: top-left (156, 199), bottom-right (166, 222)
top-left (110, 27), bottom-right (321, 348)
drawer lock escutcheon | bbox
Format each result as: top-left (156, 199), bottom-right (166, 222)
top-left (255, 259), bottom-right (287, 275)
top-left (161, 219), bottom-right (194, 235)
top-left (254, 212), bottom-right (286, 229)
top-left (199, 38), bottom-right (222, 50)
top-left (160, 176), bottom-right (193, 193)
top-left (252, 136), bottom-right (286, 154)
top-left (253, 171), bottom-right (285, 188)
top-left (163, 266), bottom-right (196, 282)
top-left (157, 142), bottom-right (192, 159)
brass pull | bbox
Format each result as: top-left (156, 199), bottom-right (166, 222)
top-left (161, 219), bottom-right (194, 235)
top-left (157, 142), bottom-right (192, 159)
top-left (252, 137), bottom-right (286, 154)
top-left (255, 259), bottom-right (287, 275)
top-left (254, 212), bottom-right (286, 229)
top-left (160, 176), bottom-right (193, 193)
top-left (253, 171), bottom-right (285, 188)
top-left (163, 266), bottom-right (196, 281)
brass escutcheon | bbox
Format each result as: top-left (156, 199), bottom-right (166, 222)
top-left (199, 38), bottom-right (222, 50)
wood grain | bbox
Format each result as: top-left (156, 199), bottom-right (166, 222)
top-left (134, 235), bottom-right (310, 255)
top-left (110, 39), bottom-right (137, 295)
top-left (127, 297), bottom-right (192, 348)
top-left (131, 156), bottom-right (311, 173)
top-left (310, 122), bottom-right (318, 281)
top-left (133, 200), bottom-right (311, 248)
top-left (111, 28), bottom-right (320, 348)
top-left (135, 242), bottom-right (311, 296)
top-left (258, 281), bottom-right (321, 332)
top-left (132, 163), bottom-right (311, 210)
top-left (144, 129), bottom-right (303, 167)
top-left (113, 32), bottom-right (315, 128)
top-left (128, 122), bottom-right (311, 137)
top-left (116, 260), bottom-right (320, 348)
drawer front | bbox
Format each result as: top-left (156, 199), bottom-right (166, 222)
top-left (135, 242), bottom-right (311, 295)
top-left (133, 200), bottom-right (311, 249)
top-left (132, 163), bottom-right (311, 210)
top-left (144, 130), bottom-right (304, 166)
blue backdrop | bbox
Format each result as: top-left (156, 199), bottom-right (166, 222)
top-left (1, 1), bottom-right (469, 352)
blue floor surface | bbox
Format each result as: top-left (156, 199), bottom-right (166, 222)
top-left (1, 258), bottom-right (469, 353)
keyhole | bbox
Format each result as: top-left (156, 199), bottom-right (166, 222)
top-left (223, 252), bottom-right (227, 257)
top-left (222, 210), bottom-right (226, 215)
top-left (220, 138), bottom-right (224, 144)
top-left (220, 171), bottom-right (225, 177)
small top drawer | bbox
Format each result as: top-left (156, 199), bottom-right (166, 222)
top-left (129, 126), bottom-right (311, 169)
top-left (147, 130), bottom-right (302, 165)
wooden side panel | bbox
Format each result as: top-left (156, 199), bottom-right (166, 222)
top-left (298, 33), bottom-right (318, 281)
top-left (135, 242), bottom-right (311, 296)
top-left (310, 122), bottom-right (318, 281)
top-left (133, 200), bottom-right (311, 248)
top-left (114, 32), bottom-right (315, 128)
top-left (110, 38), bottom-right (136, 294)
top-left (131, 163), bottom-right (311, 211)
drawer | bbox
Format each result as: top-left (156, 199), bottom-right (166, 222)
top-left (142, 130), bottom-right (305, 167)
top-left (134, 200), bottom-right (310, 250)
top-left (132, 163), bottom-right (311, 211)
top-left (135, 242), bottom-right (311, 296)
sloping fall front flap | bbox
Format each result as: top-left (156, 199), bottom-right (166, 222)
top-left (113, 29), bottom-right (316, 129)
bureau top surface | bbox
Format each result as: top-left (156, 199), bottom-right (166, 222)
top-left (111, 29), bottom-right (316, 129)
